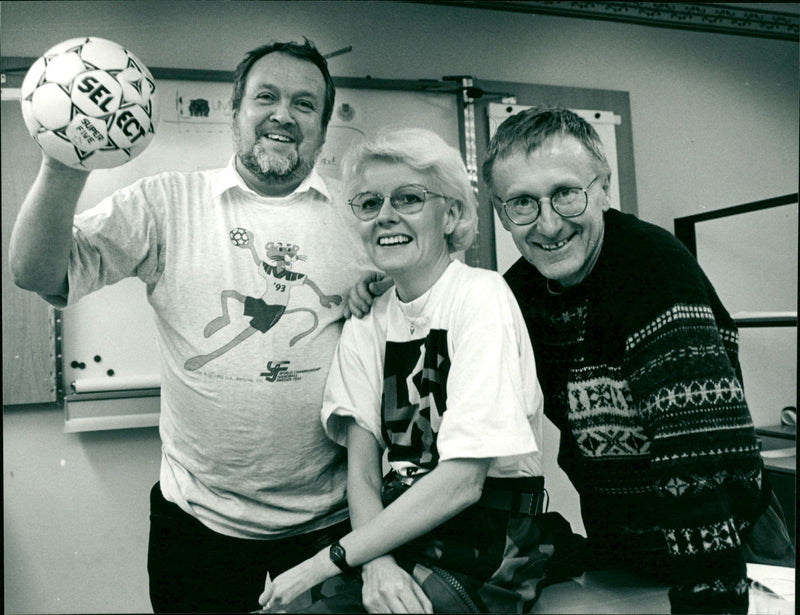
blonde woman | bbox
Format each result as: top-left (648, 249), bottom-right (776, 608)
top-left (259, 128), bottom-right (544, 613)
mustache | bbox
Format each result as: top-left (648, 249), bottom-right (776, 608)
top-left (257, 124), bottom-right (302, 143)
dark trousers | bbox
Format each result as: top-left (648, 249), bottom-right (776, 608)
top-left (147, 482), bottom-right (349, 613)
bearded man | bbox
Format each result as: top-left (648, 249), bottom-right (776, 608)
top-left (10, 39), bottom-right (374, 613)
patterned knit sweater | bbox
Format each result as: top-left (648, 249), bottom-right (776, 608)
top-left (505, 209), bottom-right (764, 613)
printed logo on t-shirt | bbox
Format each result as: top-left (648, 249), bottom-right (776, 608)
top-left (260, 360), bottom-right (322, 383)
top-left (260, 361), bottom-right (322, 382)
top-left (262, 360), bottom-right (291, 382)
top-left (183, 231), bottom-right (342, 372)
top-left (382, 329), bottom-right (451, 471)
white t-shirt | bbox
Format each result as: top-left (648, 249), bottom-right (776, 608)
top-left (53, 160), bottom-right (374, 538)
top-left (322, 260), bottom-right (543, 479)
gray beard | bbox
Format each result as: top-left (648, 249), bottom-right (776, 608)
top-left (236, 136), bottom-right (316, 185)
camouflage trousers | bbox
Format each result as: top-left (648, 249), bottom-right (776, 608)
top-left (291, 473), bottom-right (581, 614)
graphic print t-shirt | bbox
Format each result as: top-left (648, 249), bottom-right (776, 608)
top-left (322, 260), bottom-right (544, 479)
top-left (59, 164), bottom-right (374, 538)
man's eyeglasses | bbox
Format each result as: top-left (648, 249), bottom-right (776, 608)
top-left (497, 176), bottom-right (600, 225)
top-left (348, 184), bottom-right (447, 221)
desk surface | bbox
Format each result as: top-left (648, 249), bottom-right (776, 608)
top-left (531, 565), bottom-right (795, 614)
top-left (762, 450), bottom-right (796, 473)
top-left (531, 570), bottom-right (670, 614)
top-left (758, 426), bottom-right (796, 475)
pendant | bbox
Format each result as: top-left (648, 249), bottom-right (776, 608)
top-left (409, 324), bottom-right (415, 334)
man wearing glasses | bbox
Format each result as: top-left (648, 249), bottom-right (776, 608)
top-left (482, 106), bottom-right (794, 613)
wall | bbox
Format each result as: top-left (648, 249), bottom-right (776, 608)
top-left (3, 404), bottom-right (161, 614)
top-left (2, 1), bottom-right (798, 613)
top-left (3, 1), bottom-right (797, 230)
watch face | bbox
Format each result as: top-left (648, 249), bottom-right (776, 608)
top-left (330, 544), bottom-right (345, 562)
top-left (329, 542), bottom-right (354, 575)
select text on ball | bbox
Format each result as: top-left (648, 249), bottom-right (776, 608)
top-left (76, 75), bottom-right (116, 112)
top-left (115, 110), bottom-right (146, 142)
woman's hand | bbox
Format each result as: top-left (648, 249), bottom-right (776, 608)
top-left (258, 549), bottom-right (336, 612)
top-left (361, 555), bottom-right (432, 613)
top-left (343, 273), bottom-right (393, 319)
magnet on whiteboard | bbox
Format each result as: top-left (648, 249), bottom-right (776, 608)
top-left (337, 103), bottom-right (355, 122)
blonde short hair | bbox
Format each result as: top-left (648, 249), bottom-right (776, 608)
top-left (342, 127), bottom-right (478, 253)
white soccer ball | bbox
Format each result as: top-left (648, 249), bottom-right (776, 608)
top-left (229, 227), bottom-right (250, 247)
top-left (20, 37), bottom-right (159, 170)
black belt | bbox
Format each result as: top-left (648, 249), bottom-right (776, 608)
top-left (479, 476), bottom-right (546, 516)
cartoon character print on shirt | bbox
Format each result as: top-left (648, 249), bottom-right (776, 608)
top-left (382, 329), bottom-right (451, 473)
top-left (184, 229), bottom-right (342, 371)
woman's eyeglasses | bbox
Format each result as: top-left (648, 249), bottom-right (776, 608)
top-left (349, 184), bottom-right (447, 221)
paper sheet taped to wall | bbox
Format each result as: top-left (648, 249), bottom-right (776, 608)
top-left (71, 375), bottom-right (161, 393)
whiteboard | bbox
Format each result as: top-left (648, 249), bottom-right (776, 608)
top-left (487, 103), bottom-right (621, 274)
top-left (62, 79), bottom-right (460, 393)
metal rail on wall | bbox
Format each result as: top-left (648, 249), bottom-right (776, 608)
top-left (452, 76), bottom-right (482, 267)
top-left (426, 76), bottom-right (517, 268)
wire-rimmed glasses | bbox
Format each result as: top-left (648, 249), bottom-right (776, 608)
top-left (348, 184), bottom-right (447, 221)
top-left (498, 176), bottom-right (600, 225)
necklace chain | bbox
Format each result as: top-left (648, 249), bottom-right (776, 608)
top-left (396, 288), bottom-right (434, 335)
top-left (546, 278), bottom-right (562, 296)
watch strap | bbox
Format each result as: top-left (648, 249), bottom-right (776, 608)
top-left (329, 540), bottom-right (359, 577)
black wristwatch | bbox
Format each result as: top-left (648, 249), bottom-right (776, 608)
top-left (329, 541), bottom-right (360, 577)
